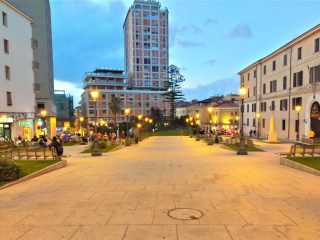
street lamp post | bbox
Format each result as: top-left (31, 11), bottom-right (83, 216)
top-left (149, 119), bottom-right (153, 136)
top-left (90, 90), bottom-right (99, 136)
top-left (79, 116), bottom-right (84, 137)
top-left (40, 110), bottom-right (47, 137)
top-left (295, 105), bottom-right (302, 141)
top-left (195, 113), bottom-right (200, 141)
top-left (237, 85), bottom-right (248, 155)
top-left (256, 113), bottom-right (260, 140)
top-left (207, 107), bottom-right (213, 145)
top-left (125, 108), bottom-right (131, 146)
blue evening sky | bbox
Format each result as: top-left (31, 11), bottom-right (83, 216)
top-left (51, 0), bottom-right (320, 104)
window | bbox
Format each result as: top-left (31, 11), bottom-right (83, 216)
top-left (260, 102), bottom-right (267, 112)
top-left (272, 60), bottom-right (276, 71)
top-left (247, 73), bottom-right (250, 81)
top-left (282, 119), bottom-right (286, 131)
top-left (263, 83), bottom-right (266, 94)
top-left (253, 86), bottom-right (256, 97)
top-left (263, 65), bottom-right (266, 75)
top-left (297, 47), bottom-right (302, 60)
top-left (3, 39), bottom-right (9, 54)
top-left (283, 76), bottom-right (287, 90)
top-left (310, 65), bottom-right (320, 83)
top-left (254, 69), bottom-right (256, 78)
top-left (6, 92), bottom-right (12, 106)
top-left (262, 119), bottom-right (265, 128)
top-left (280, 99), bottom-right (288, 111)
top-left (2, 12), bottom-right (7, 26)
top-left (315, 38), bottom-right (320, 52)
top-left (143, 58), bottom-right (150, 64)
top-left (270, 80), bottom-right (277, 93)
top-left (253, 118), bottom-right (256, 127)
top-left (252, 103), bottom-right (256, 112)
top-left (247, 88), bottom-right (250, 98)
top-left (241, 76), bottom-right (244, 84)
top-left (247, 118), bottom-right (249, 126)
top-left (292, 97), bottom-right (302, 110)
top-left (5, 66), bottom-right (10, 80)
top-left (283, 54), bottom-right (287, 66)
top-left (247, 104), bottom-right (249, 113)
top-left (270, 101), bottom-right (275, 110)
top-left (293, 71), bottom-right (303, 87)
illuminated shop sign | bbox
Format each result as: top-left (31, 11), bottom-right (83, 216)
top-left (0, 117), bottom-right (13, 123)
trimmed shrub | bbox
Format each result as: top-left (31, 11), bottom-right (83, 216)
top-left (0, 160), bottom-right (20, 181)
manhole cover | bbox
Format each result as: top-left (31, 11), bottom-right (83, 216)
top-left (168, 208), bottom-right (204, 220)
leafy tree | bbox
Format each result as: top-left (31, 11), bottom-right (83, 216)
top-left (150, 107), bottom-right (163, 123)
top-left (162, 65), bottom-right (186, 125)
top-left (108, 97), bottom-right (121, 126)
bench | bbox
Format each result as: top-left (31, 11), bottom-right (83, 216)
top-left (290, 142), bottom-right (320, 157)
top-left (0, 148), bottom-right (59, 161)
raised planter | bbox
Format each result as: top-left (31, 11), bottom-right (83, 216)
top-left (0, 160), bottom-right (67, 190)
top-left (280, 157), bottom-right (320, 176)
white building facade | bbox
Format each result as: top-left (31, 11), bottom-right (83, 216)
top-left (239, 24), bottom-right (320, 141)
top-left (0, 0), bottom-right (35, 140)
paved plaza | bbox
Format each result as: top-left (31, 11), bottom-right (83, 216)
top-left (1, 137), bottom-right (320, 239)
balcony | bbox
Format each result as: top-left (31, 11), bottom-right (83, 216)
top-left (31, 38), bottom-right (38, 49)
top-left (32, 61), bottom-right (40, 71)
top-left (83, 80), bottom-right (128, 88)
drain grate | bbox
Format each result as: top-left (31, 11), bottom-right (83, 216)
top-left (168, 208), bottom-right (204, 220)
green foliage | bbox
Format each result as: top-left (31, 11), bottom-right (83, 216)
top-left (13, 160), bottom-right (60, 178)
top-left (150, 129), bottom-right (189, 136)
top-left (162, 65), bottom-right (186, 124)
top-left (222, 143), bottom-right (264, 152)
top-left (81, 144), bottom-right (119, 154)
top-left (287, 157), bottom-right (320, 171)
top-left (108, 97), bottom-right (122, 126)
top-left (0, 160), bottom-right (20, 181)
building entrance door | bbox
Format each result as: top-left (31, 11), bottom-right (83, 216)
top-left (0, 124), bottom-right (11, 139)
top-left (310, 102), bottom-right (320, 138)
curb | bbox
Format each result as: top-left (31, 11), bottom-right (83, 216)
top-left (280, 157), bottom-right (320, 176)
top-left (0, 160), bottom-right (67, 190)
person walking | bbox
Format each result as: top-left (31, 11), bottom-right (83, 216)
top-left (120, 131), bottom-right (125, 145)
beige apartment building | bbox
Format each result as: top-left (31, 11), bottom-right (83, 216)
top-left (239, 24), bottom-right (320, 141)
top-left (81, 68), bottom-right (169, 127)
top-left (176, 94), bottom-right (240, 131)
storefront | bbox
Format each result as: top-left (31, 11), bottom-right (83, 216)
top-left (0, 117), bottom-right (13, 139)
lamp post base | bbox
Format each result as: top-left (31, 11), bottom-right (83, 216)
top-left (196, 135), bottom-right (200, 141)
top-left (237, 149), bottom-right (248, 155)
top-left (91, 139), bottom-right (102, 156)
top-left (125, 137), bottom-right (131, 146)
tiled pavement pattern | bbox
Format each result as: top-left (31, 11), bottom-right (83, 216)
top-left (0, 137), bottom-right (320, 239)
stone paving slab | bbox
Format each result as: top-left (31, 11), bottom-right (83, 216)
top-left (0, 137), bottom-right (320, 239)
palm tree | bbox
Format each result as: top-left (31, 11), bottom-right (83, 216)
top-left (108, 97), bottom-right (121, 127)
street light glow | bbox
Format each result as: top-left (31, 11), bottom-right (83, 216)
top-left (196, 113), bottom-right (200, 120)
top-left (40, 110), bottom-right (47, 117)
top-left (295, 105), bottom-right (302, 113)
top-left (239, 85), bottom-right (247, 99)
top-left (90, 90), bottom-right (99, 100)
top-left (207, 107), bottom-right (213, 114)
top-left (138, 114), bottom-right (143, 120)
top-left (80, 116), bottom-right (84, 122)
top-left (125, 108), bottom-right (131, 116)
top-left (256, 113), bottom-right (261, 119)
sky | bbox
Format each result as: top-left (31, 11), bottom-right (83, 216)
top-left (51, 0), bottom-right (320, 105)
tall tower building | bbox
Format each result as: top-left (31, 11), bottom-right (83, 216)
top-left (124, 0), bottom-right (169, 91)
top-left (7, 0), bottom-right (57, 137)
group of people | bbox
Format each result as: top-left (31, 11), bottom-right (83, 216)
top-left (31, 135), bottom-right (64, 158)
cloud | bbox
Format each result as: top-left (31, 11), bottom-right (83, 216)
top-left (190, 25), bottom-right (202, 34)
top-left (203, 59), bottom-right (216, 66)
top-left (205, 18), bottom-right (218, 26)
top-left (170, 24), bottom-right (202, 47)
top-left (182, 76), bottom-right (239, 101)
top-left (177, 39), bottom-right (205, 48)
top-left (54, 79), bottom-right (83, 105)
top-left (228, 24), bottom-right (253, 39)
